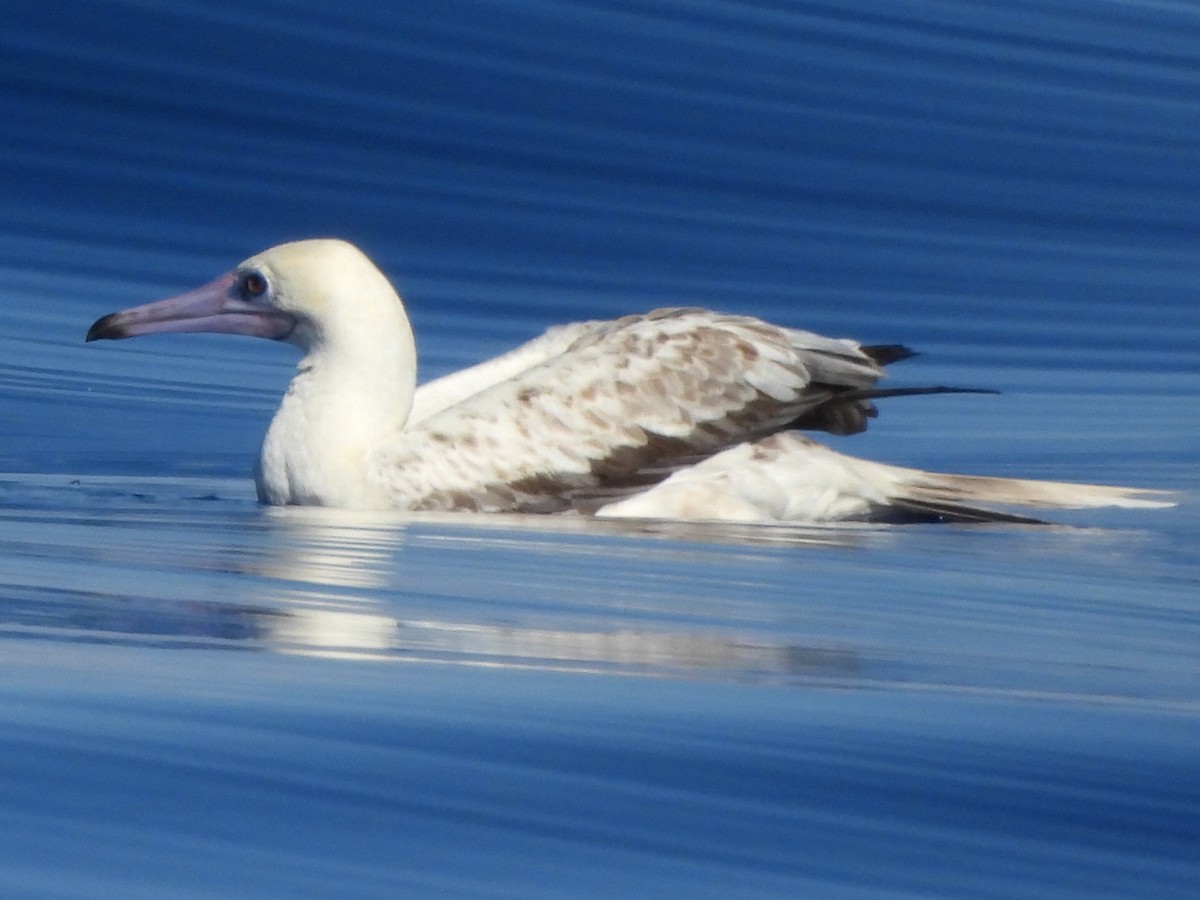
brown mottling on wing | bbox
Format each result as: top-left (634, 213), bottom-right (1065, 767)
top-left (413, 489), bottom-right (482, 512)
top-left (380, 307), bottom-right (903, 511)
top-left (583, 408), bottom-right (609, 429)
top-left (735, 339), bottom-right (759, 362)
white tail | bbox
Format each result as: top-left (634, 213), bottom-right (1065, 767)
top-left (596, 433), bottom-right (1175, 523)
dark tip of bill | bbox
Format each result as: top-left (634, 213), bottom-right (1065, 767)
top-left (85, 314), bottom-right (122, 342)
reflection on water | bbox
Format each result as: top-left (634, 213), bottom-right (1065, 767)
top-left (2, 474), bottom-right (1196, 899)
top-left (1, 474), bottom-right (869, 675)
top-left (2, 473), bottom-right (1196, 708)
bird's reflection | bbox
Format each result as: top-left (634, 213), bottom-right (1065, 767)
top-left (255, 506), bottom-right (408, 587)
top-left (240, 506), bottom-right (865, 675)
top-left (3, 474), bottom-right (870, 677)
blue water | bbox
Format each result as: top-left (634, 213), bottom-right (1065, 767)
top-left (1, 1), bottom-right (1198, 897)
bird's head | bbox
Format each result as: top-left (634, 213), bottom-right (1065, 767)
top-left (86, 239), bottom-right (411, 358)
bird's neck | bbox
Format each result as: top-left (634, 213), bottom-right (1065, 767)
top-left (256, 326), bottom-right (416, 508)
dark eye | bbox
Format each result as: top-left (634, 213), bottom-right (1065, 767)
top-left (240, 271), bottom-right (268, 299)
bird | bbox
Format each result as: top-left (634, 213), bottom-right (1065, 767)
top-left (85, 239), bottom-right (1173, 523)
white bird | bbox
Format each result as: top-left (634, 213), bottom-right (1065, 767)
top-left (86, 239), bottom-right (1172, 523)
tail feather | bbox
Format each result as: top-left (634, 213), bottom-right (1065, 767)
top-left (899, 470), bottom-right (1175, 511)
top-left (595, 434), bottom-right (1176, 524)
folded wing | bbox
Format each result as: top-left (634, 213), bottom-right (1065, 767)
top-left (375, 308), bottom-right (898, 512)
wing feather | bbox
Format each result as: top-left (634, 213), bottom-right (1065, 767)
top-left (373, 309), bottom-right (890, 512)
top-left (407, 320), bottom-right (606, 425)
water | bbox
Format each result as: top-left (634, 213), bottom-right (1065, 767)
top-left (2, 1), bottom-right (1199, 897)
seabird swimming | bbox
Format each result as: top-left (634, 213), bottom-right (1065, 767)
top-left (86, 239), bottom-right (1172, 522)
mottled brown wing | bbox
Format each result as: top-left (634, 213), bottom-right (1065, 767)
top-left (374, 309), bottom-right (890, 512)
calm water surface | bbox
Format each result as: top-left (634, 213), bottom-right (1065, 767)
top-left (1, 1), bottom-right (1198, 897)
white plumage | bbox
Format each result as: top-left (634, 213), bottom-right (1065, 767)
top-left (86, 239), bottom-right (1173, 523)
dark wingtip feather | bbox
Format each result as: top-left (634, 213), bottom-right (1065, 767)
top-left (845, 385), bottom-right (1001, 401)
top-left (788, 385), bottom-right (999, 436)
top-left (861, 344), bottom-right (918, 366)
top-left (875, 498), bottom-right (1050, 525)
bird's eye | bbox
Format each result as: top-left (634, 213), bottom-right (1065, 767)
top-left (240, 271), bottom-right (268, 299)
